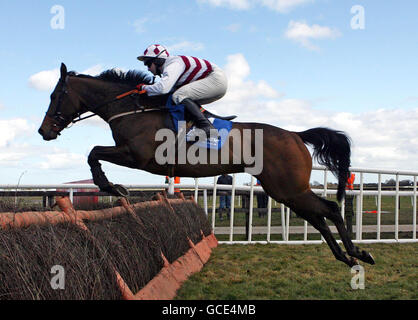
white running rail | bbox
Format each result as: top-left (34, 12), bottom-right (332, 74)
top-left (1, 166), bottom-right (417, 244)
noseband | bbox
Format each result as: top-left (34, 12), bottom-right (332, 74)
top-left (45, 78), bottom-right (72, 133)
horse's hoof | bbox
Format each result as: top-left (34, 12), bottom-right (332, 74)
top-left (362, 251), bottom-right (375, 265)
top-left (102, 183), bottom-right (130, 197)
top-left (349, 257), bottom-right (359, 267)
top-left (113, 184), bottom-right (130, 197)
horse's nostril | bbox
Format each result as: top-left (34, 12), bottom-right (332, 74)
top-left (38, 128), bottom-right (44, 135)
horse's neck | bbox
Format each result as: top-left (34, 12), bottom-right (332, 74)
top-left (69, 77), bottom-right (113, 115)
top-left (71, 77), bottom-right (168, 120)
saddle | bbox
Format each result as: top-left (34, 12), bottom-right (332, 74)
top-left (164, 96), bottom-right (236, 134)
top-left (164, 96), bottom-right (235, 150)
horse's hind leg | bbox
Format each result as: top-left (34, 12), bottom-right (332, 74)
top-left (303, 214), bottom-right (358, 267)
top-left (285, 191), bottom-right (357, 267)
top-left (316, 196), bottom-right (375, 265)
top-left (288, 191), bottom-right (375, 266)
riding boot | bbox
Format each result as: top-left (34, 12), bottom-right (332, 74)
top-left (182, 98), bottom-right (215, 139)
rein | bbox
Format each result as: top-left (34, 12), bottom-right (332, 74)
top-left (71, 88), bottom-right (148, 124)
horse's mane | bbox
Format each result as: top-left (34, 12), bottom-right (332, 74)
top-left (67, 68), bottom-right (169, 107)
top-left (68, 69), bottom-right (154, 86)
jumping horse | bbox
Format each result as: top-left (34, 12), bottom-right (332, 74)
top-left (38, 63), bottom-right (375, 267)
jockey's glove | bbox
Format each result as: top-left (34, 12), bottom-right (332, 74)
top-left (136, 84), bottom-right (147, 95)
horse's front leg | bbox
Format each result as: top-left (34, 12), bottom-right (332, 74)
top-left (88, 145), bottom-right (137, 197)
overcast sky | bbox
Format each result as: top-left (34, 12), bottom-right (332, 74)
top-left (0, 0), bottom-right (417, 186)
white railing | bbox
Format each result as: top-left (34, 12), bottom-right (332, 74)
top-left (208, 166), bottom-right (418, 244)
top-left (1, 165), bottom-right (417, 244)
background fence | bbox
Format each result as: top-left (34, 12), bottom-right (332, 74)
top-left (1, 165), bottom-right (417, 245)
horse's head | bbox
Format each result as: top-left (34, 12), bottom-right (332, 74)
top-left (39, 64), bottom-right (169, 141)
top-left (38, 63), bottom-right (82, 140)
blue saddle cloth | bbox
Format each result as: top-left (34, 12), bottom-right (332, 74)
top-left (166, 97), bottom-right (232, 150)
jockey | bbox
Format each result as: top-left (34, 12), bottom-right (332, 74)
top-left (137, 44), bottom-right (228, 137)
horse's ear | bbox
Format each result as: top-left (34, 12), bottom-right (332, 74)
top-left (60, 63), bottom-right (67, 79)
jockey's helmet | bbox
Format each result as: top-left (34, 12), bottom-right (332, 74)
top-left (137, 44), bottom-right (169, 67)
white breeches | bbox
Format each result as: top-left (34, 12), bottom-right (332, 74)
top-left (172, 65), bottom-right (228, 105)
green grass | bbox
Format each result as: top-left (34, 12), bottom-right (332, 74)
top-left (175, 243), bottom-right (418, 300)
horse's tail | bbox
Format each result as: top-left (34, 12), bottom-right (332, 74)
top-left (296, 127), bottom-right (351, 202)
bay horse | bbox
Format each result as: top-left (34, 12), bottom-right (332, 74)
top-left (38, 63), bottom-right (375, 267)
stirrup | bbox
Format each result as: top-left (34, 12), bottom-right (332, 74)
top-left (186, 126), bottom-right (218, 141)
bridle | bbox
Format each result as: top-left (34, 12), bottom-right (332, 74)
top-left (45, 77), bottom-right (149, 133)
top-left (45, 77), bottom-right (71, 134)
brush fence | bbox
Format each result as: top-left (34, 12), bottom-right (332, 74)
top-left (0, 194), bottom-right (217, 300)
